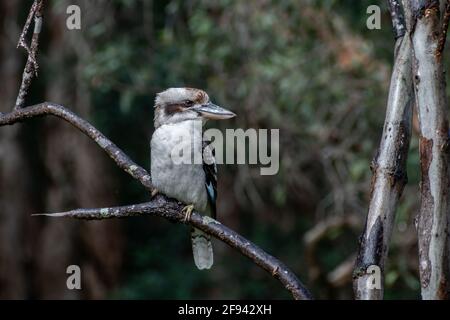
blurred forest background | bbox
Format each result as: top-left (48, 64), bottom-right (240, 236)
top-left (0, 0), bottom-right (425, 299)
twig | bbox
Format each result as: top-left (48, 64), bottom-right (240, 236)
top-left (437, 0), bottom-right (450, 56)
top-left (353, 0), bottom-right (414, 300)
top-left (328, 254), bottom-right (357, 288)
top-left (14, 0), bottom-right (44, 110)
top-left (0, 103), bottom-right (312, 300)
top-left (17, 0), bottom-right (40, 54)
top-left (304, 215), bottom-right (361, 282)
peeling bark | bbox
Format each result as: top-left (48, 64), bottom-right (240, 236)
top-left (418, 138), bottom-right (434, 289)
top-left (410, 0), bottom-right (450, 300)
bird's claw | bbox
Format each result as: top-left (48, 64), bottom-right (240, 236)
top-left (182, 204), bottom-right (195, 223)
top-left (151, 188), bottom-right (159, 198)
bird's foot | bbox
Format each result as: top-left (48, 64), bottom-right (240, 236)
top-left (182, 204), bottom-right (195, 223)
top-left (150, 188), bottom-right (159, 198)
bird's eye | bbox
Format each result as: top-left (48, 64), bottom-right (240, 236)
top-left (184, 100), bottom-right (194, 107)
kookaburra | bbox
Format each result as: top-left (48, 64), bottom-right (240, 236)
top-left (151, 88), bottom-right (235, 270)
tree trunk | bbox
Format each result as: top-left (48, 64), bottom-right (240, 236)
top-left (410, 0), bottom-right (450, 300)
top-left (353, 0), bottom-right (414, 299)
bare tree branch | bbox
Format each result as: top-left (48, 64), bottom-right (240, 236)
top-left (1, 0), bottom-right (314, 300)
top-left (17, 0), bottom-right (40, 54)
top-left (15, 0), bottom-right (43, 110)
top-left (0, 103), bottom-right (312, 300)
top-left (353, 0), bottom-right (414, 300)
top-left (0, 102), bottom-right (154, 191)
top-left (410, 0), bottom-right (450, 299)
top-left (304, 215), bottom-right (361, 283)
top-left (32, 198), bottom-right (312, 300)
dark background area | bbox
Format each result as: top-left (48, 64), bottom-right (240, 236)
top-left (0, 0), bottom-right (425, 299)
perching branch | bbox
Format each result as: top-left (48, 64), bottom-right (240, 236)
top-left (15, 0), bottom-right (43, 110)
top-left (353, 0), bottom-right (414, 300)
top-left (1, 0), bottom-right (313, 300)
top-left (0, 103), bottom-right (312, 300)
top-left (33, 198), bottom-right (312, 300)
top-left (410, 0), bottom-right (450, 299)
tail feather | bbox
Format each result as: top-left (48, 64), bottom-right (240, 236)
top-left (191, 228), bottom-right (213, 270)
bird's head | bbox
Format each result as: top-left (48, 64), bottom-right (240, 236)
top-left (154, 87), bottom-right (236, 128)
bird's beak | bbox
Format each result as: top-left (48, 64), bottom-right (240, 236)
top-left (192, 102), bottom-right (236, 120)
